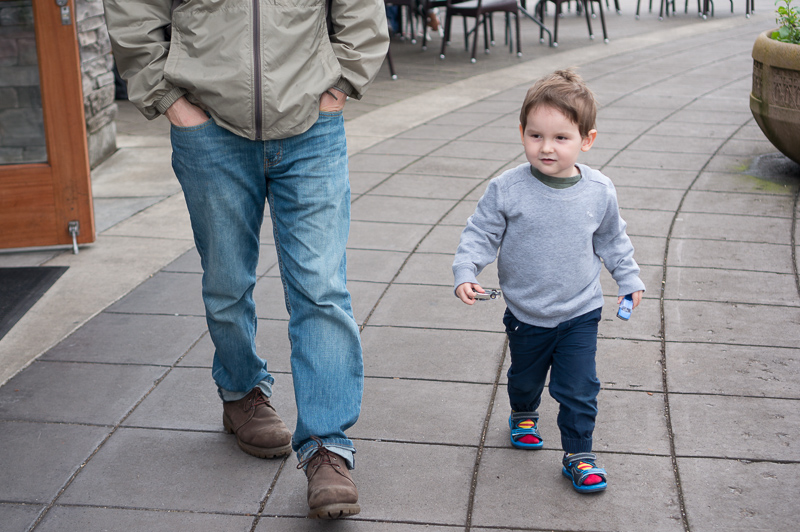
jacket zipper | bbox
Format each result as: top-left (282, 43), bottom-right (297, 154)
top-left (252, 0), bottom-right (263, 140)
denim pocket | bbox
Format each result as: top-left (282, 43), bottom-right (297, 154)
top-left (170, 117), bottom-right (214, 133)
top-left (318, 109), bottom-right (344, 120)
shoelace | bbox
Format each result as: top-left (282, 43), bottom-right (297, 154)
top-left (245, 389), bottom-right (269, 412)
top-left (296, 436), bottom-right (340, 471)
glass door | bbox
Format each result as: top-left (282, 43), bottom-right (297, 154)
top-left (0, 0), bottom-right (94, 250)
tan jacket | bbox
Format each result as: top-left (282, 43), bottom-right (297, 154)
top-left (104, 0), bottom-right (389, 140)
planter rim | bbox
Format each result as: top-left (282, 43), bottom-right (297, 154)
top-left (752, 29), bottom-right (800, 70)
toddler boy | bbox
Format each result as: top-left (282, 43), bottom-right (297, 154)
top-left (452, 69), bottom-right (645, 493)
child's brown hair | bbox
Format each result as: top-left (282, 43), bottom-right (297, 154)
top-left (520, 69), bottom-right (597, 138)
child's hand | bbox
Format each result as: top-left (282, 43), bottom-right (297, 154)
top-left (618, 290), bottom-right (643, 309)
top-left (456, 282), bottom-right (485, 305)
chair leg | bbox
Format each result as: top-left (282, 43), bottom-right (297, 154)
top-left (581, 0), bottom-right (594, 40)
top-left (386, 46), bottom-right (397, 79)
top-left (515, 11), bottom-right (522, 55)
top-left (595, 0), bottom-right (608, 42)
top-left (470, 17), bottom-right (481, 62)
top-left (483, 16), bottom-right (491, 53)
top-left (439, 10), bottom-right (453, 58)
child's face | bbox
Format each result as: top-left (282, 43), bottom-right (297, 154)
top-left (519, 105), bottom-right (596, 179)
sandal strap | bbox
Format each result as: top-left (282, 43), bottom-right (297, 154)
top-left (510, 412), bottom-right (541, 440)
top-left (563, 453), bottom-right (607, 486)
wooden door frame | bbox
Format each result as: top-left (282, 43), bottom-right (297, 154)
top-left (0, 0), bottom-right (94, 250)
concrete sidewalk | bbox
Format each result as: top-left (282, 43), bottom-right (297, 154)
top-left (1, 2), bottom-right (799, 530)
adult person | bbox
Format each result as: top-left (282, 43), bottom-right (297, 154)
top-left (103, 0), bottom-right (389, 519)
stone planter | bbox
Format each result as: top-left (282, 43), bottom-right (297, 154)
top-left (750, 29), bottom-right (800, 165)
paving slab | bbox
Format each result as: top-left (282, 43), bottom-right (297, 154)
top-left (345, 248), bottom-right (409, 283)
top-left (347, 153), bottom-right (419, 174)
top-left (646, 121), bottom-right (742, 140)
top-left (598, 295), bottom-right (662, 342)
top-left (395, 122), bottom-right (479, 141)
top-left (596, 338), bottom-right (665, 392)
top-left (36, 507), bottom-right (254, 532)
top-left (361, 137), bottom-right (451, 156)
top-left (354, 378), bottom-right (493, 445)
top-left (360, 326), bottom-right (505, 382)
top-left (616, 208), bottom-right (675, 238)
top-left (90, 147), bottom-right (179, 198)
top-left (614, 185), bottom-right (685, 213)
top-left (367, 284), bottom-right (505, 332)
top-left (367, 173), bottom-right (483, 200)
top-left (667, 238), bottom-right (794, 273)
top-left (678, 457), bottom-right (800, 532)
top-left (681, 189), bottom-right (794, 217)
top-left (402, 155), bottom-right (509, 179)
top-left (485, 386), bottom-right (671, 455)
top-left (0, 361), bottom-right (165, 425)
top-left (601, 167), bottom-right (698, 190)
top-left (351, 195), bottom-right (457, 224)
top-left (670, 394), bottom-right (800, 460)
top-left (607, 149), bottom-right (711, 172)
top-left (670, 212), bottom-right (792, 244)
top-left (349, 220), bottom-right (433, 252)
top-left (0, 503), bottom-right (43, 532)
top-left (59, 427), bottom-right (279, 514)
top-left (666, 342), bottom-right (800, 398)
top-left (106, 271), bottom-right (205, 316)
top-left (664, 267), bottom-right (798, 305)
top-left (693, 170), bottom-right (799, 195)
top-left (394, 251), bottom-right (499, 286)
top-left (416, 224), bottom-right (469, 254)
top-left (470, 449), bottom-right (682, 531)
top-left (0, 421), bottom-right (108, 503)
top-left (600, 264), bottom-right (662, 295)
top-left (624, 235), bottom-right (666, 266)
top-left (626, 134), bottom-right (726, 155)
top-left (40, 312), bottom-right (207, 365)
top-left (461, 124), bottom-right (528, 144)
top-left (664, 300), bottom-right (800, 348)
top-left (348, 171), bottom-right (391, 195)
top-left (429, 140), bottom-right (524, 161)
top-left (263, 440), bottom-right (473, 525)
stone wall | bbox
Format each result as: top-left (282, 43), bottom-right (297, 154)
top-left (0, 0), bottom-right (46, 165)
top-left (76, 0), bottom-right (117, 168)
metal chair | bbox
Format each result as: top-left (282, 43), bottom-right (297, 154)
top-left (439, 0), bottom-right (522, 62)
top-left (535, 0), bottom-right (607, 47)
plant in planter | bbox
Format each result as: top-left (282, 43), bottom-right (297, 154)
top-left (773, 0), bottom-right (800, 44)
top-left (750, 0), bottom-right (800, 165)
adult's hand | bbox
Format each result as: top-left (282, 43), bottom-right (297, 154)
top-left (319, 88), bottom-right (346, 113)
top-left (164, 96), bottom-right (209, 127)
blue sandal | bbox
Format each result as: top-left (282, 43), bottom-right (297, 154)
top-left (509, 412), bottom-right (544, 449)
top-left (562, 452), bottom-right (607, 493)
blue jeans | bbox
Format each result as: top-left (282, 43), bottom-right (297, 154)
top-left (503, 307), bottom-right (602, 454)
top-left (170, 112), bottom-right (363, 465)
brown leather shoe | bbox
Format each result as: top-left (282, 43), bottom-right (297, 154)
top-left (297, 437), bottom-right (360, 519)
top-left (222, 388), bottom-right (292, 458)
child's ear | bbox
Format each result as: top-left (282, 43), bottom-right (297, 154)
top-left (519, 124), bottom-right (524, 143)
top-left (581, 129), bottom-right (597, 152)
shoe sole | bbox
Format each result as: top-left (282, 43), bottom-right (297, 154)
top-left (307, 503), bottom-right (361, 519)
top-left (223, 414), bottom-right (293, 459)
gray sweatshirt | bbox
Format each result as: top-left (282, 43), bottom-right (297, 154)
top-left (453, 163), bottom-right (645, 328)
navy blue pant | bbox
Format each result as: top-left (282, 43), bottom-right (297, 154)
top-left (503, 307), bottom-right (602, 454)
